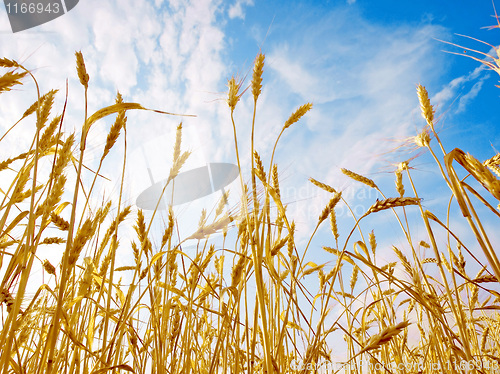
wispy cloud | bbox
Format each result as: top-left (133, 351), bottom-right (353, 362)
top-left (431, 65), bottom-right (485, 111)
top-left (228, 0), bottom-right (254, 19)
top-left (456, 76), bottom-right (487, 113)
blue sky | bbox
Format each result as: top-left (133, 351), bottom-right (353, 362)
top-left (1, 0), bottom-right (499, 352)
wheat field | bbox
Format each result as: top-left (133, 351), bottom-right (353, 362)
top-left (0, 18), bottom-right (500, 374)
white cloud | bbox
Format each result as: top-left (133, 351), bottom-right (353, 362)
top-left (228, 0), bottom-right (254, 19)
top-left (456, 77), bottom-right (486, 113)
top-left (432, 65), bottom-right (485, 109)
top-left (0, 0), bottom-right (234, 238)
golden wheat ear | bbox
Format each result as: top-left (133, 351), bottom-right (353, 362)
top-left (0, 70), bottom-right (28, 94)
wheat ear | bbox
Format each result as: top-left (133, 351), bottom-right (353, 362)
top-left (341, 168), bottom-right (378, 189)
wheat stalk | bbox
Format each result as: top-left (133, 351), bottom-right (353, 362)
top-left (283, 103), bottom-right (313, 130)
top-left (309, 177), bottom-right (337, 193)
top-left (359, 321), bottom-right (410, 354)
top-left (252, 53), bottom-right (265, 101)
top-left (227, 76), bottom-right (245, 111)
top-left (318, 192), bottom-right (342, 224)
top-left (341, 168), bottom-right (378, 189)
top-left (0, 71), bottom-right (28, 93)
top-left (68, 217), bottom-right (95, 266)
top-left (102, 93), bottom-right (126, 160)
top-left (417, 84), bottom-right (434, 127)
top-left (364, 197), bottom-right (421, 216)
top-left (75, 51), bottom-right (89, 88)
